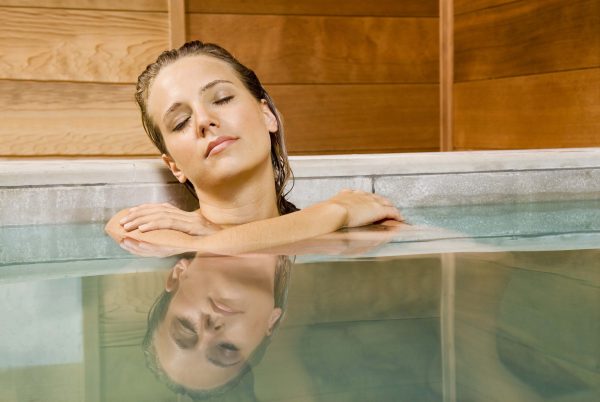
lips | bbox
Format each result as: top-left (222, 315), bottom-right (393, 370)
top-left (205, 136), bottom-right (238, 158)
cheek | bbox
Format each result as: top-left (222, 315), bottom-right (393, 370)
top-left (165, 135), bottom-right (197, 163)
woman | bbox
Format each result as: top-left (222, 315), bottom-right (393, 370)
top-left (144, 254), bottom-right (291, 398)
top-left (105, 41), bottom-right (402, 255)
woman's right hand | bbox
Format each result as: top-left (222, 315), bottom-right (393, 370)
top-left (324, 189), bottom-right (403, 228)
top-left (118, 203), bottom-right (221, 235)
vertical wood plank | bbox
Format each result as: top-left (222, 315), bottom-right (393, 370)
top-left (168, 0), bottom-right (186, 49)
top-left (441, 253), bottom-right (457, 402)
top-left (440, 0), bottom-right (453, 151)
top-left (82, 277), bottom-right (101, 402)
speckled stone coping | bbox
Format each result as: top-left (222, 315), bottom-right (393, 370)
top-left (1, 148), bottom-right (599, 225)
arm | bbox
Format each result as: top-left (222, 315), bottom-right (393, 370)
top-left (117, 203), bottom-right (221, 235)
top-left (106, 190), bottom-right (402, 256)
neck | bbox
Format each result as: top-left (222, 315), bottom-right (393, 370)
top-left (194, 162), bottom-right (280, 226)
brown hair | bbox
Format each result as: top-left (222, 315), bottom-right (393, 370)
top-left (142, 255), bottom-right (293, 399)
top-left (135, 40), bottom-right (298, 215)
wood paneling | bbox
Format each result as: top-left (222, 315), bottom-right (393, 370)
top-left (188, 14), bottom-right (439, 84)
top-left (0, 80), bottom-right (155, 156)
top-left (0, 364), bottom-right (83, 402)
top-left (269, 84), bottom-right (439, 154)
top-left (0, 80), bottom-right (439, 156)
top-left (0, 0), bottom-right (167, 11)
top-left (454, 0), bottom-right (517, 15)
top-left (440, 0), bottom-right (454, 151)
top-left (453, 69), bottom-right (600, 150)
top-left (0, 7), bottom-right (168, 83)
top-left (455, 0), bottom-right (600, 82)
top-left (187, 0), bottom-right (438, 17)
top-left (167, 0), bottom-right (186, 48)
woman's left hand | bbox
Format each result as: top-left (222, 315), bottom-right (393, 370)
top-left (118, 203), bottom-right (221, 235)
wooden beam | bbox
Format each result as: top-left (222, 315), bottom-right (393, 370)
top-left (440, 0), bottom-right (454, 151)
top-left (168, 0), bottom-right (186, 49)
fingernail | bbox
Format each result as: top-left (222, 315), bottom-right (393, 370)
top-left (119, 216), bottom-right (129, 224)
top-left (139, 224), bottom-right (147, 231)
top-left (123, 222), bottom-right (132, 229)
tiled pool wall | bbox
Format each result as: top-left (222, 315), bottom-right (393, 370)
top-left (1, 148), bottom-right (600, 226)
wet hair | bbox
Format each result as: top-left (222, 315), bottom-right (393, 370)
top-left (135, 40), bottom-right (298, 215)
top-left (142, 256), bottom-right (293, 400)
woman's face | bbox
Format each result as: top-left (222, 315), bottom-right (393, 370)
top-left (154, 255), bottom-right (282, 389)
top-left (147, 55), bottom-right (278, 190)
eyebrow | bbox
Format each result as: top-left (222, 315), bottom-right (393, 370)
top-left (162, 79), bottom-right (234, 124)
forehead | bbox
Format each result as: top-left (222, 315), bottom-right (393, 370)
top-left (147, 55), bottom-right (242, 115)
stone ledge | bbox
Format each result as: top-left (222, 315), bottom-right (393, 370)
top-left (2, 148), bottom-right (600, 186)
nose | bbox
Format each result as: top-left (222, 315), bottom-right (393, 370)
top-left (203, 313), bottom-right (224, 332)
top-left (194, 106), bottom-right (219, 138)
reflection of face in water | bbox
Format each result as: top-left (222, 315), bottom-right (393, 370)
top-left (144, 254), bottom-right (290, 397)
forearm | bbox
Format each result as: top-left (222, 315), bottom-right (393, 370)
top-left (190, 201), bottom-right (348, 255)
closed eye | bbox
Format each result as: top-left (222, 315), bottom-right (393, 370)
top-left (173, 117), bottom-right (190, 132)
top-left (214, 95), bottom-right (234, 105)
top-left (171, 317), bottom-right (198, 349)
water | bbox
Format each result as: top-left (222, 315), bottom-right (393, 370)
top-left (0, 201), bottom-right (599, 401)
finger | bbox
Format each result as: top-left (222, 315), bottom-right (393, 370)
top-left (120, 204), bottom-right (183, 224)
top-left (121, 237), bottom-right (174, 257)
top-left (373, 194), bottom-right (394, 207)
top-left (384, 206), bottom-right (404, 222)
top-left (123, 211), bottom-right (194, 231)
top-left (120, 238), bottom-right (149, 256)
top-left (137, 217), bottom-right (194, 233)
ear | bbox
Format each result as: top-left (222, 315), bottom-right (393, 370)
top-left (165, 258), bottom-right (190, 292)
top-left (260, 100), bottom-right (278, 133)
top-left (265, 307), bottom-right (283, 336)
top-left (161, 154), bottom-right (187, 184)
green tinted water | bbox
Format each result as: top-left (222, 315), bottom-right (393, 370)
top-left (0, 201), bottom-right (599, 401)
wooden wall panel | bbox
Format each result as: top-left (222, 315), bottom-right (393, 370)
top-left (0, 80), bottom-right (155, 156)
top-left (269, 84), bottom-right (439, 154)
top-left (0, 7), bottom-right (168, 83)
top-left (0, 0), bottom-right (167, 11)
top-left (454, 0), bottom-right (517, 15)
top-left (187, 14), bottom-right (439, 84)
top-left (453, 69), bottom-right (600, 150)
top-left (187, 0), bottom-right (438, 17)
top-left (0, 81), bottom-right (439, 156)
top-left (455, 0), bottom-right (600, 82)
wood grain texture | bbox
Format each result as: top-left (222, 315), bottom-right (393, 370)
top-left (455, 0), bottom-right (600, 82)
top-left (0, 80), bottom-right (438, 156)
top-left (454, 251), bottom-right (600, 393)
top-left (187, 14), bottom-right (439, 84)
top-left (187, 0), bottom-right (438, 17)
top-left (168, 0), bottom-right (186, 48)
top-left (440, 0), bottom-right (454, 151)
top-left (0, 7), bottom-right (169, 83)
top-left (453, 69), bottom-right (600, 150)
top-left (99, 273), bottom-right (164, 348)
top-left (268, 84), bottom-right (440, 154)
top-left (0, 0), bottom-right (167, 11)
top-left (0, 80), bottom-right (156, 156)
top-left (454, 0), bottom-right (518, 15)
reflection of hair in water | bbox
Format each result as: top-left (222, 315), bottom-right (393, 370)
top-left (142, 255), bottom-right (292, 400)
